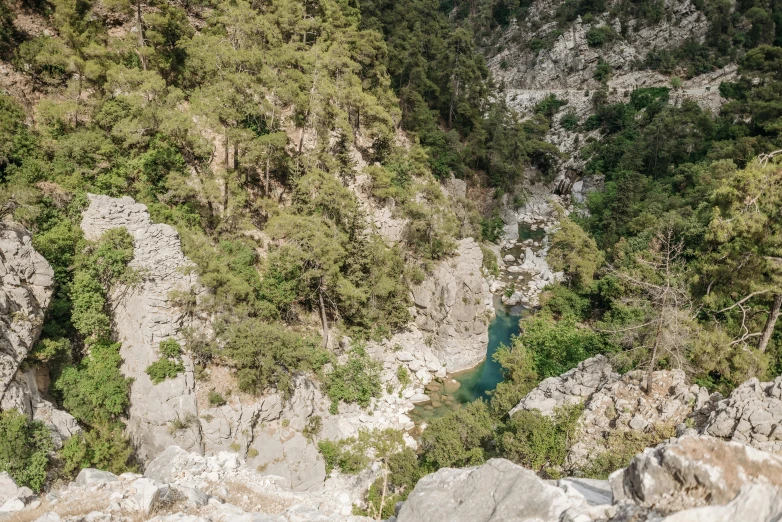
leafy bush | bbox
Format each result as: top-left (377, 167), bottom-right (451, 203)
top-left (58, 424), bottom-right (136, 479)
top-left (498, 403), bottom-right (583, 477)
top-left (559, 111), bottom-right (579, 130)
top-left (420, 401), bottom-right (494, 469)
top-left (146, 358), bottom-right (184, 384)
top-left (146, 339), bottom-right (185, 384)
top-left (324, 345), bottom-right (382, 414)
top-left (54, 339), bottom-right (132, 426)
top-left (583, 423), bottom-right (675, 478)
top-left (303, 415), bottom-right (323, 441)
top-left (593, 58), bottom-right (611, 82)
top-left (480, 244), bottom-right (500, 277)
top-left (515, 312), bottom-right (607, 379)
top-left (223, 320), bottom-right (328, 396)
top-left (208, 390), bottom-right (226, 406)
top-left (586, 25), bottom-right (617, 47)
top-left (481, 212), bottom-right (504, 243)
top-left (534, 94), bottom-right (568, 119)
top-left (0, 410), bottom-right (53, 492)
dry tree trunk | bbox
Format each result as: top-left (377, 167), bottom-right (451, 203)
top-left (758, 293), bottom-right (782, 353)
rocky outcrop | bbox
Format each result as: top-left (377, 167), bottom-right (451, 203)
top-left (81, 195), bottom-right (205, 461)
top-left (396, 458), bottom-right (586, 522)
top-left (395, 436), bottom-right (782, 522)
top-left (567, 369), bottom-right (710, 471)
top-left (408, 237), bottom-right (493, 372)
top-left (489, 0), bottom-right (710, 91)
top-left (13, 446), bottom-right (371, 521)
top-left (510, 357), bottom-right (715, 472)
top-left (613, 435), bottom-right (782, 514)
top-left (0, 222), bottom-right (54, 403)
top-left (702, 376), bottom-right (782, 454)
top-left (510, 355), bottom-right (617, 417)
top-left (0, 222), bottom-right (80, 446)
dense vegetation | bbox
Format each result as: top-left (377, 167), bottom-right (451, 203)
top-left (0, 0), bottom-right (554, 486)
top-left (2, 0), bottom-right (782, 508)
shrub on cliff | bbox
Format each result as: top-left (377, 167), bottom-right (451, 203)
top-left (324, 344), bottom-right (382, 414)
top-left (223, 320), bottom-right (328, 397)
top-left (0, 410), bottom-right (52, 492)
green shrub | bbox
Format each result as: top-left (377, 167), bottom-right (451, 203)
top-left (303, 415), bottom-right (323, 441)
top-left (396, 365), bottom-right (411, 388)
top-left (146, 358), bottom-right (185, 384)
top-left (534, 94), bottom-right (568, 119)
top-left (586, 25), bottom-right (617, 47)
top-left (319, 429), bottom-right (404, 475)
top-left (480, 244), bottom-right (500, 277)
top-left (481, 212), bottom-right (504, 243)
top-left (559, 111), bottom-right (579, 130)
top-left (420, 401), bottom-right (494, 469)
top-left (58, 424), bottom-right (136, 479)
top-left (593, 58), bottom-right (611, 83)
top-left (208, 390), bottom-right (226, 406)
top-left (498, 403), bottom-right (583, 476)
top-left (146, 339), bottom-right (185, 384)
top-left (54, 339), bottom-right (132, 426)
top-left (582, 423), bottom-right (676, 478)
top-left (324, 344), bottom-right (382, 414)
top-left (0, 410), bottom-right (53, 492)
top-left (224, 320), bottom-right (329, 396)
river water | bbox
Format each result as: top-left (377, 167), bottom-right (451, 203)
top-left (409, 223), bottom-right (545, 424)
top-left (410, 297), bottom-right (525, 423)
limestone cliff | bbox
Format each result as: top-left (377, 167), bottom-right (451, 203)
top-left (80, 195), bottom-right (205, 461)
top-left (408, 238), bottom-right (494, 372)
top-left (0, 222), bottom-right (54, 402)
top-left (0, 222), bottom-right (79, 446)
top-left (488, 0), bottom-right (709, 90)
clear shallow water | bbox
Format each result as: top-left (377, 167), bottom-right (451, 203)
top-left (410, 299), bottom-right (524, 423)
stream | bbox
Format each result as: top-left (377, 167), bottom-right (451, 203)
top-left (409, 222), bottom-right (548, 425)
top-left (409, 296), bottom-right (525, 424)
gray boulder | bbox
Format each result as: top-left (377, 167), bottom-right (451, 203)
top-left (75, 468), bottom-right (119, 487)
top-left (396, 459), bottom-right (578, 522)
top-left (613, 435), bottom-right (782, 514)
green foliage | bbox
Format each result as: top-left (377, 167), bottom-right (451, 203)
top-left (58, 424), bottom-right (136, 479)
top-left (396, 365), bottom-right (411, 388)
top-left (208, 390), bottom-right (226, 406)
top-left (325, 345), bottom-right (382, 414)
top-left (593, 58), bottom-right (611, 83)
top-left (0, 410), bottom-right (53, 492)
top-left (319, 428), bottom-right (404, 475)
top-left (146, 339), bottom-right (184, 384)
top-left (223, 320), bottom-right (328, 397)
top-left (499, 403), bottom-right (583, 476)
top-left (547, 216), bottom-right (604, 288)
top-left (420, 401), bottom-right (494, 469)
top-left (516, 311), bottom-right (608, 379)
top-left (535, 94), bottom-right (568, 119)
top-left (54, 339), bottom-right (132, 426)
top-left (480, 244), bottom-right (500, 277)
top-left (559, 111), bottom-right (579, 131)
top-left (583, 423), bottom-right (675, 478)
top-left (481, 212), bottom-right (505, 243)
top-left (303, 415), bottom-right (323, 441)
top-left (586, 25), bottom-right (617, 48)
